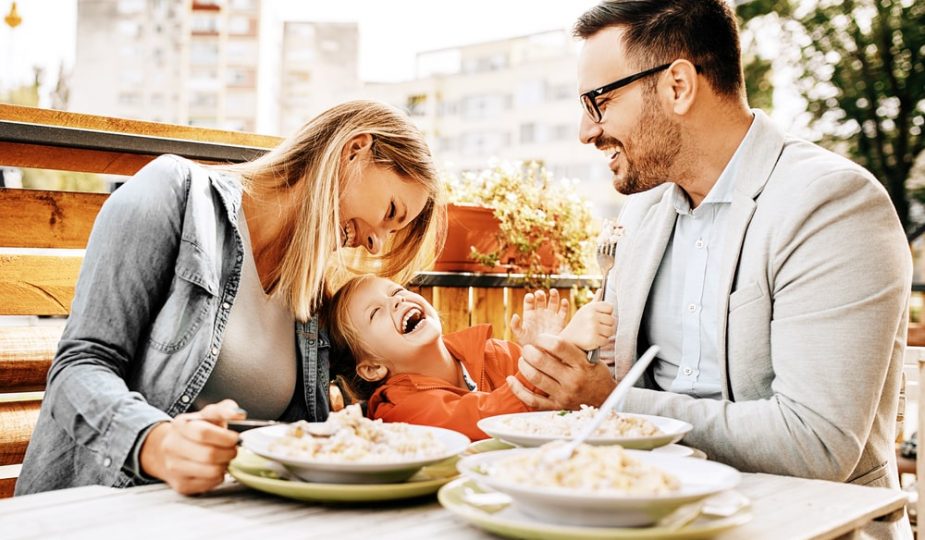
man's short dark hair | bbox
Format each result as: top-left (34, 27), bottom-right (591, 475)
top-left (574, 0), bottom-right (744, 99)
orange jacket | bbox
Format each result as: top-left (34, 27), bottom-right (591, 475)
top-left (366, 324), bottom-right (537, 440)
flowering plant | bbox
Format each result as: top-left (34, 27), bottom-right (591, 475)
top-left (444, 162), bottom-right (595, 283)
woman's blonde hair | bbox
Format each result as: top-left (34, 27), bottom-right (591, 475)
top-left (226, 100), bottom-right (445, 321)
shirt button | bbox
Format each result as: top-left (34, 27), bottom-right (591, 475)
top-left (308, 339), bottom-right (315, 345)
top-left (180, 395), bottom-right (190, 403)
top-left (102, 457), bottom-right (112, 467)
top-left (695, 239), bottom-right (704, 249)
top-left (687, 304), bottom-right (697, 312)
top-left (211, 346), bottom-right (219, 356)
top-left (683, 367), bottom-right (693, 376)
top-left (222, 302), bottom-right (231, 310)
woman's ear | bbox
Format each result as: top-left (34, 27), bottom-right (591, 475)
top-left (343, 133), bottom-right (373, 162)
top-left (356, 361), bottom-right (388, 382)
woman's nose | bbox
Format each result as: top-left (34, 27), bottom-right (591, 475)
top-left (364, 232), bottom-right (382, 255)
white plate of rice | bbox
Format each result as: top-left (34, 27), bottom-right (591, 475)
top-left (240, 405), bottom-right (469, 484)
top-left (478, 407), bottom-right (691, 450)
top-left (457, 443), bottom-right (740, 527)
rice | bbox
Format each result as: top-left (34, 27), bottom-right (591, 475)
top-left (500, 405), bottom-right (662, 438)
top-left (267, 404), bottom-right (447, 463)
top-left (491, 443), bottom-right (680, 495)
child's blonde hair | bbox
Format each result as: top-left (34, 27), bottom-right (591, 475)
top-left (324, 274), bottom-right (384, 401)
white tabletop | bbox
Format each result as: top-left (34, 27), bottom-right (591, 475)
top-left (0, 472), bottom-right (906, 540)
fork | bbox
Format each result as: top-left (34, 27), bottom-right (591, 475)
top-left (587, 239), bottom-right (618, 364)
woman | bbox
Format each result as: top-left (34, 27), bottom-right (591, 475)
top-left (16, 101), bottom-right (445, 496)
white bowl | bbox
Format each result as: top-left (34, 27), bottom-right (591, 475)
top-left (240, 423), bottom-right (470, 484)
top-left (478, 411), bottom-right (692, 450)
top-left (457, 448), bottom-right (740, 527)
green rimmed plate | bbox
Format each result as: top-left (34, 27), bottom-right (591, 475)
top-left (229, 448), bottom-right (459, 502)
top-left (437, 478), bottom-right (752, 540)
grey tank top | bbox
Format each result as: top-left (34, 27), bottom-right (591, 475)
top-left (195, 209), bottom-right (297, 419)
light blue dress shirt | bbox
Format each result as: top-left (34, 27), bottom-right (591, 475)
top-left (643, 118), bottom-right (757, 399)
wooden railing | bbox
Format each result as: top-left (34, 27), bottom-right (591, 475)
top-left (0, 104), bottom-right (595, 497)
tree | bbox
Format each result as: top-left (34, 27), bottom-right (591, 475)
top-left (788, 0), bottom-right (925, 233)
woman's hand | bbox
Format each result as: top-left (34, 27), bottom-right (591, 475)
top-left (139, 399), bottom-right (245, 495)
top-left (510, 290), bottom-right (570, 346)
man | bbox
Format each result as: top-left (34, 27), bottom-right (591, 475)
top-left (507, 1), bottom-right (911, 535)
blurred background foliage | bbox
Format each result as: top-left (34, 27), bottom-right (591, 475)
top-left (737, 0), bottom-right (925, 234)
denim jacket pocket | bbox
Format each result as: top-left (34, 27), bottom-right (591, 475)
top-left (148, 240), bottom-right (218, 353)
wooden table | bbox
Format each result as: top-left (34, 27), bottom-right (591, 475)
top-left (0, 472), bottom-right (906, 540)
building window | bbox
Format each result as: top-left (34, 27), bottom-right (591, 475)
top-left (228, 15), bottom-right (255, 35)
top-left (191, 14), bottom-right (221, 35)
top-left (520, 123), bottom-right (536, 144)
top-left (190, 41), bottom-right (220, 65)
top-left (118, 92), bottom-right (143, 106)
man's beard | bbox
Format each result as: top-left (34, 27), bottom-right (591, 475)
top-left (604, 93), bottom-right (682, 195)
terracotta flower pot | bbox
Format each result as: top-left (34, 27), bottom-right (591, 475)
top-left (434, 204), bottom-right (505, 273)
top-left (434, 204), bottom-right (559, 274)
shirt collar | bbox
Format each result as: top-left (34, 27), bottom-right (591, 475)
top-left (670, 113), bottom-right (758, 215)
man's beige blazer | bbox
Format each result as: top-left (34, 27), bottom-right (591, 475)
top-left (611, 110), bottom-right (912, 490)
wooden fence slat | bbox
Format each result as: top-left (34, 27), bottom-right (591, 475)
top-left (432, 287), bottom-right (470, 334)
top-left (0, 189), bottom-right (107, 249)
top-left (417, 286), bottom-right (434, 306)
top-left (0, 400), bottom-right (41, 467)
top-left (0, 104), bottom-right (281, 148)
top-left (504, 287), bottom-right (529, 342)
top-left (0, 141), bottom-right (158, 176)
top-left (0, 477), bottom-right (15, 498)
top-left (471, 287), bottom-right (507, 336)
top-left (0, 326), bottom-right (62, 393)
top-left (0, 254), bottom-right (82, 316)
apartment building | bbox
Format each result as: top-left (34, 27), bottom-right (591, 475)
top-left (277, 21), bottom-right (359, 137)
top-left (361, 30), bottom-right (620, 217)
top-left (70, 0), bottom-right (261, 132)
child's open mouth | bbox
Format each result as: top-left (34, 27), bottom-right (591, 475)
top-left (401, 307), bottom-right (426, 334)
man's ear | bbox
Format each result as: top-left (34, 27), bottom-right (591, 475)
top-left (663, 59), bottom-right (698, 116)
top-left (343, 133), bottom-right (373, 162)
top-left (356, 361), bottom-right (388, 382)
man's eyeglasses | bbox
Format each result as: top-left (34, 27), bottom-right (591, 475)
top-left (580, 63), bottom-right (702, 123)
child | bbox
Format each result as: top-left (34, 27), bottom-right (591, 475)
top-left (324, 274), bottom-right (616, 440)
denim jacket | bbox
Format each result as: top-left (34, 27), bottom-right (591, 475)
top-left (16, 155), bottom-right (330, 495)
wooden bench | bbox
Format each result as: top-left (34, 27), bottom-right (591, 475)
top-left (0, 103), bottom-right (595, 497)
top-left (0, 103), bottom-right (278, 497)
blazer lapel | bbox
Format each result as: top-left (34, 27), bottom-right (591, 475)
top-left (715, 110), bottom-right (785, 399)
top-left (614, 189), bottom-right (677, 377)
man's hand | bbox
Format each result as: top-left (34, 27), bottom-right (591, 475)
top-left (507, 333), bottom-right (616, 410)
top-left (140, 399), bottom-right (244, 495)
top-left (510, 289), bottom-right (570, 347)
top-left (558, 301), bottom-right (616, 351)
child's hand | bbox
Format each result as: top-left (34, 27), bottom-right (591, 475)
top-left (510, 289), bottom-right (570, 346)
top-left (559, 301), bottom-right (616, 351)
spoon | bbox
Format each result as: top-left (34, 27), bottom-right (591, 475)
top-left (191, 418), bottom-right (336, 437)
top-left (544, 344), bottom-right (660, 462)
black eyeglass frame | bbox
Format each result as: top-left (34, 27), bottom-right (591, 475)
top-left (580, 62), bottom-right (703, 123)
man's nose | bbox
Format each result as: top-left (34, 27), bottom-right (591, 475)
top-left (578, 112), bottom-right (603, 145)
